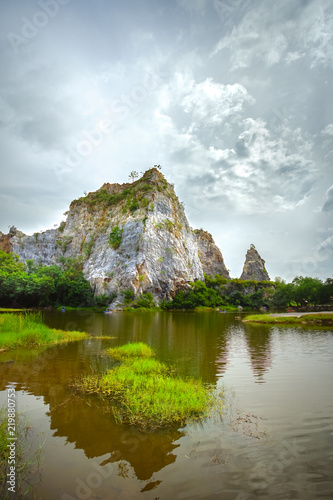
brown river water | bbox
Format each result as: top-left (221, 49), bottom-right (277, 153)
top-left (0, 310), bottom-right (333, 499)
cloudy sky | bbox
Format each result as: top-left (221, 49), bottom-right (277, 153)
top-left (0, 0), bottom-right (332, 281)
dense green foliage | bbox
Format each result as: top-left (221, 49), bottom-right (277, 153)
top-left (0, 251), bottom-right (111, 308)
top-left (0, 312), bottom-right (87, 349)
top-left (163, 274), bottom-right (333, 310)
top-left (75, 342), bottom-right (214, 428)
top-left (163, 278), bottom-right (272, 310)
top-left (163, 280), bottom-right (224, 309)
top-left (133, 292), bottom-right (156, 309)
top-left (121, 289), bottom-right (135, 305)
top-left (94, 292), bottom-right (117, 307)
top-left (121, 290), bottom-right (156, 309)
top-left (108, 226), bottom-right (123, 249)
top-left (271, 276), bottom-right (333, 307)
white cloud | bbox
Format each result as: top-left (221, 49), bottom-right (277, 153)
top-left (159, 74), bottom-right (318, 215)
top-left (181, 78), bottom-right (255, 124)
top-left (211, 0), bottom-right (333, 70)
top-left (211, 9), bottom-right (288, 69)
top-left (321, 124), bottom-right (333, 136)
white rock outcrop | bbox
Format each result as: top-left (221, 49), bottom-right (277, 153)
top-left (1, 168), bottom-right (230, 307)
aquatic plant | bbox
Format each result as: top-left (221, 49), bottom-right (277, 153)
top-left (74, 342), bottom-right (217, 428)
top-left (0, 313), bottom-right (87, 350)
top-left (243, 313), bottom-right (333, 326)
top-left (107, 342), bottom-right (155, 360)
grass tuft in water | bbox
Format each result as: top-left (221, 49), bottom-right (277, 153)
top-left (107, 342), bottom-right (155, 360)
top-left (0, 313), bottom-right (87, 350)
top-left (243, 313), bottom-right (333, 326)
top-left (74, 342), bottom-right (219, 428)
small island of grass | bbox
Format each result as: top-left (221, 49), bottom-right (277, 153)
top-left (0, 312), bottom-right (87, 351)
top-left (243, 312), bottom-right (333, 326)
top-left (107, 342), bottom-right (155, 360)
top-left (74, 342), bottom-right (219, 428)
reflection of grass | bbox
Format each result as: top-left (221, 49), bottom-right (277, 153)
top-left (0, 406), bottom-right (44, 499)
top-left (75, 342), bottom-right (217, 428)
top-left (244, 313), bottom-right (333, 326)
top-left (0, 313), bottom-right (87, 350)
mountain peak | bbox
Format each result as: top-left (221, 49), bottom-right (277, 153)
top-left (0, 168), bottom-right (230, 307)
top-left (240, 244), bottom-right (270, 281)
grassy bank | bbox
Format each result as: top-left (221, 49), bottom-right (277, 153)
top-left (243, 313), bottom-right (333, 326)
top-left (55, 305), bottom-right (106, 312)
top-left (194, 305), bottom-right (238, 312)
top-left (74, 342), bottom-right (218, 428)
top-left (0, 313), bottom-right (87, 350)
top-left (0, 308), bottom-right (29, 313)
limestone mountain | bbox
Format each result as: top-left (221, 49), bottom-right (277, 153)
top-left (0, 168), bottom-right (231, 307)
top-left (240, 244), bottom-right (270, 281)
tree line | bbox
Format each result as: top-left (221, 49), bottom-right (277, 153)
top-left (0, 251), bottom-right (332, 309)
top-left (162, 275), bottom-right (333, 310)
top-left (0, 251), bottom-right (111, 308)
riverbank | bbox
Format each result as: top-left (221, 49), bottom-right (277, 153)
top-left (243, 312), bottom-right (333, 326)
top-left (0, 308), bottom-right (30, 313)
top-left (0, 313), bottom-right (87, 351)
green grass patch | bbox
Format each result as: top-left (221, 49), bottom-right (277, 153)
top-left (301, 314), bottom-right (333, 325)
top-left (0, 308), bottom-right (30, 313)
top-left (0, 313), bottom-right (87, 350)
top-left (243, 314), bottom-right (298, 324)
top-left (74, 342), bottom-right (218, 428)
top-left (243, 313), bottom-right (333, 326)
top-left (55, 305), bottom-right (106, 312)
top-left (107, 342), bottom-right (155, 360)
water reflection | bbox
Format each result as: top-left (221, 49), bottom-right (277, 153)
top-left (243, 323), bottom-right (273, 383)
top-left (49, 397), bottom-right (184, 481)
top-left (0, 343), bottom-right (184, 483)
top-left (215, 332), bottom-right (230, 376)
top-left (0, 310), bottom-right (236, 488)
top-left (1, 311), bottom-right (332, 499)
top-left (43, 310), bottom-right (232, 384)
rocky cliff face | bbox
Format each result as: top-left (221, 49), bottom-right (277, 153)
top-left (0, 168), bottom-right (230, 307)
top-left (240, 245), bottom-right (270, 281)
top-left (194, 230), bottom-right (230, 279)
